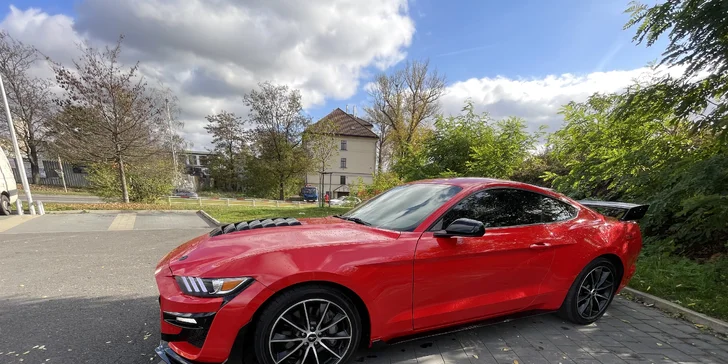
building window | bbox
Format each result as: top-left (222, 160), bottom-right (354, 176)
top-left (340, 176), bottom-right (346, 185)
top-left (340, 158), bottom-right (347, 169)
top-left (340, 140), bottom-right (347, 151)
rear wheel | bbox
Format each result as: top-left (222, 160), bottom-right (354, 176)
top-left (559, 257), bottom-right (618, 324)
top-left (0, 194), bottom-right (11, 215)
top-left (253, 286), bottom-right (361, 364)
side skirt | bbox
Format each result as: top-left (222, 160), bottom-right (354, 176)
top-left (373, 309), bottom-right (554, 348)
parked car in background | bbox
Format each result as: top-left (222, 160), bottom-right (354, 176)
top-left (172, 189), bottom-right (198, 198)
top-left (0, 147), bottom-right (18, 215)
top-left (329, 195), bottom-right (361, 207)
top-left (301, 185), bottom-right (318, 202)
top-left (154, 178), bottom-right (648, 364)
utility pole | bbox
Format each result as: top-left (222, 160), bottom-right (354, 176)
top-left (165, 98), bottom-right (179, 186)
top-left (0, 73), bottom-right (34, 214)
top-left (57, 155), bottom-right (67, 193)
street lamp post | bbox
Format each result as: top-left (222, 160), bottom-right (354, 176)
top-left (0, 73), bottom-right (34, 215)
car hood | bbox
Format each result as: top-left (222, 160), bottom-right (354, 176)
top-left (160, 217), bottom-right (400, 277)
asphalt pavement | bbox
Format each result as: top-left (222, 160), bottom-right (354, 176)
top-left (0, 212), bottom-right (726, 364)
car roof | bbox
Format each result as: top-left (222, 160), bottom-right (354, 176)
top-left (410, 177), bottom-right (566, 195)
top-left (409, 177), bottom-right (519, 188)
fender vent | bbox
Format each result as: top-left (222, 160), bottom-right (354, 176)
top-left (209, 217), bottom-right (302, 237)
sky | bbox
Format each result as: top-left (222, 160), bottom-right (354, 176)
top-left (0, 0), bottom-right (668, 150)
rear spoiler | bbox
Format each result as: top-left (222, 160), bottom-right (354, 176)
top-left (578, 200), bottom-right (649, 221)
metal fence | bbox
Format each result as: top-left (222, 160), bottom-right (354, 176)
top-left (11, 159), bottom-right (90, 188)
top-left (167, 196), bottom-right (316, 208)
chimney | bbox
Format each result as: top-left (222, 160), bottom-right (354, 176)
top-left (346, 105), bottom-right (349, 113)
top-left (353, 105), bottom-right (356, 116)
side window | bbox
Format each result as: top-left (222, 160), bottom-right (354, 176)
top-left (434, 188), bottom-right (564, 230)
top-left (540, 196), bottom-right (577, 222)
top-left (437, 189), bottom-right (544, 229)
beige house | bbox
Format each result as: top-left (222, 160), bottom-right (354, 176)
top-left (305, 108), bottom-right (378, 198)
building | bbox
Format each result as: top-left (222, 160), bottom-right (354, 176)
top-left (305, 108), bottom-right (377, 198)
top-left (182, 150), bottom-right (213, 177)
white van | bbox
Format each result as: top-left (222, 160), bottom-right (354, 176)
top-left (0, 146), bottom-right (18, 215)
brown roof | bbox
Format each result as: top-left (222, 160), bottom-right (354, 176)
top-left (312, 108), bottom-right (378, 139)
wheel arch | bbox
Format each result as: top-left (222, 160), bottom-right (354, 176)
top-left (247, 280), bottom-right (372, 348)
top-left (595, 253), bottom-right (625, 288)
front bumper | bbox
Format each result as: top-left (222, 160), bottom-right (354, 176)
top-left (155, 271), bottom-right (275, 363)
top-left (156, 341), bottom-right (204, 364)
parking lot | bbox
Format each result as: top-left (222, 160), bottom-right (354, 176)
top-left (1, 212), bottom-right (727, 364)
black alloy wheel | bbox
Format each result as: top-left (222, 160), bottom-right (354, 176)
top-left (576, 265), bottom-right (615, 320)
top-left (559, 257), bottom-right (618, 324)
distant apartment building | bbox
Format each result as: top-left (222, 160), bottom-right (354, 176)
top-left (183, 150), bottom-right (213, 177)
top-left (305, 108), bottom-right (377, 198)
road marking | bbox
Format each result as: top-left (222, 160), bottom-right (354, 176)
top-left (108, 213), bottom-right (137, 231)
top-left (0, 215), bottom-right (39, 232)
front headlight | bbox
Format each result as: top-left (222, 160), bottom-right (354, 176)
top-left (175, 276), bottom-right (252, 297)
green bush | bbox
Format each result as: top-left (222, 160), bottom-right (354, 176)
top-left (547, 93), bottom-right (728, 257)
top-left (87, 159), bottom-right (175, 203)
top-left (350, 172), bottom-right (403, 200)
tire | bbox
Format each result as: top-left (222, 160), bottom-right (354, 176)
top-left (253, 285), bottom-right (362, 364)
top-left (0, 194), bottom-right (10, 216)
top-left (558, 257), bottom-right (618, 325)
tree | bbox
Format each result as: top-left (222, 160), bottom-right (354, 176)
top-left (426, 101), bottom-right (494, 177)
top-left (389, 101), bottom-right (542, 181)
top-left (546, 92), bottom-right (728, 256)
top-left (365, 106), bottom-right (392, 172)
top-left (51, 36), bottom-right (169, 203)
top-left (466, 117), bottom-right (541, 179)
top-left (509, 147), bottom-right (567, 188)
top-left (304, 117), bottom-right (339, 207)
top-left (243, 82), bottom-right (311, 200)
top-left (0, 31), bottom-right (55, 184)
top-left (204, 111), bottom-right (246, 191)
top-left (365, 60), bottom-right (446, 165)
top-left (622, 0), bottom-right (728, 139)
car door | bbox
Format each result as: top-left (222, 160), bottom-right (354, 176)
top-left (412, 188), bottom-right (559, 330)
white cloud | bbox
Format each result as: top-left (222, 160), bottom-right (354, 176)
top-left (441, 66), bottom-right (686, 134)
top-left (0, 1), bottom-right (415, 148)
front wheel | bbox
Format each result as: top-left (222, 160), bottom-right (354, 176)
top-left (558, 257), bottom-right (618, 325)
top-left (0, 194), bottom-right (11, 215)
top-left (253, 285), bottom-right (362, 364)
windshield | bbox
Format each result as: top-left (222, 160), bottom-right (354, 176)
top-left (302, 187), bottom-right (316, 194)
top-left (342, 184), bottom-right (462, 231)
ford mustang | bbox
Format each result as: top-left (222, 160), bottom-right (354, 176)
top-left (154, 178), bottom-right (648, 364)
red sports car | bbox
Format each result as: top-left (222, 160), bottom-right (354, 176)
top-left (154, 178), bottom-right (647, 364)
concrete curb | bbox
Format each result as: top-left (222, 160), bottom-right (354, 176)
top-left (46, 209), bottom-right (199, 214)
top-left (623, 286), bottom-right (728, 335)
top-left (197, 210), bottom-right (222, 227)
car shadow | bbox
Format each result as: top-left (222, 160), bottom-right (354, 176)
top-left (0, 295), bottom-right (161, 364)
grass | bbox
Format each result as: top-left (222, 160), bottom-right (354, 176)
top-left (196, 190), bottom-right (247, 199)
top-left (629, 253), bottom-right (728, 321)
top-left (18, 184), bottom-right (94, 196)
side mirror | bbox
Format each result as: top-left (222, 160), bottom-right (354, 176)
top-left (433, 218), bottom-right (485, 238)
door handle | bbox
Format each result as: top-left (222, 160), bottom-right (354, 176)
top-left (530, 242), bottom-right (551, 249)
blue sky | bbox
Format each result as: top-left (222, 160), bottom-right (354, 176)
top-left (310, 0), bottom-right (666, 119)
top-left (0, 0), bottom-right (668, 148)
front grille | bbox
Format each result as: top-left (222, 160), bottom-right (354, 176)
top-left (210, 217), bottom-right (302, 237)
top-left (184, 326), bottom-right (210, 348)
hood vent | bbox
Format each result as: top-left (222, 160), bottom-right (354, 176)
top-left (209, 217), bottom-right (302, 237)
